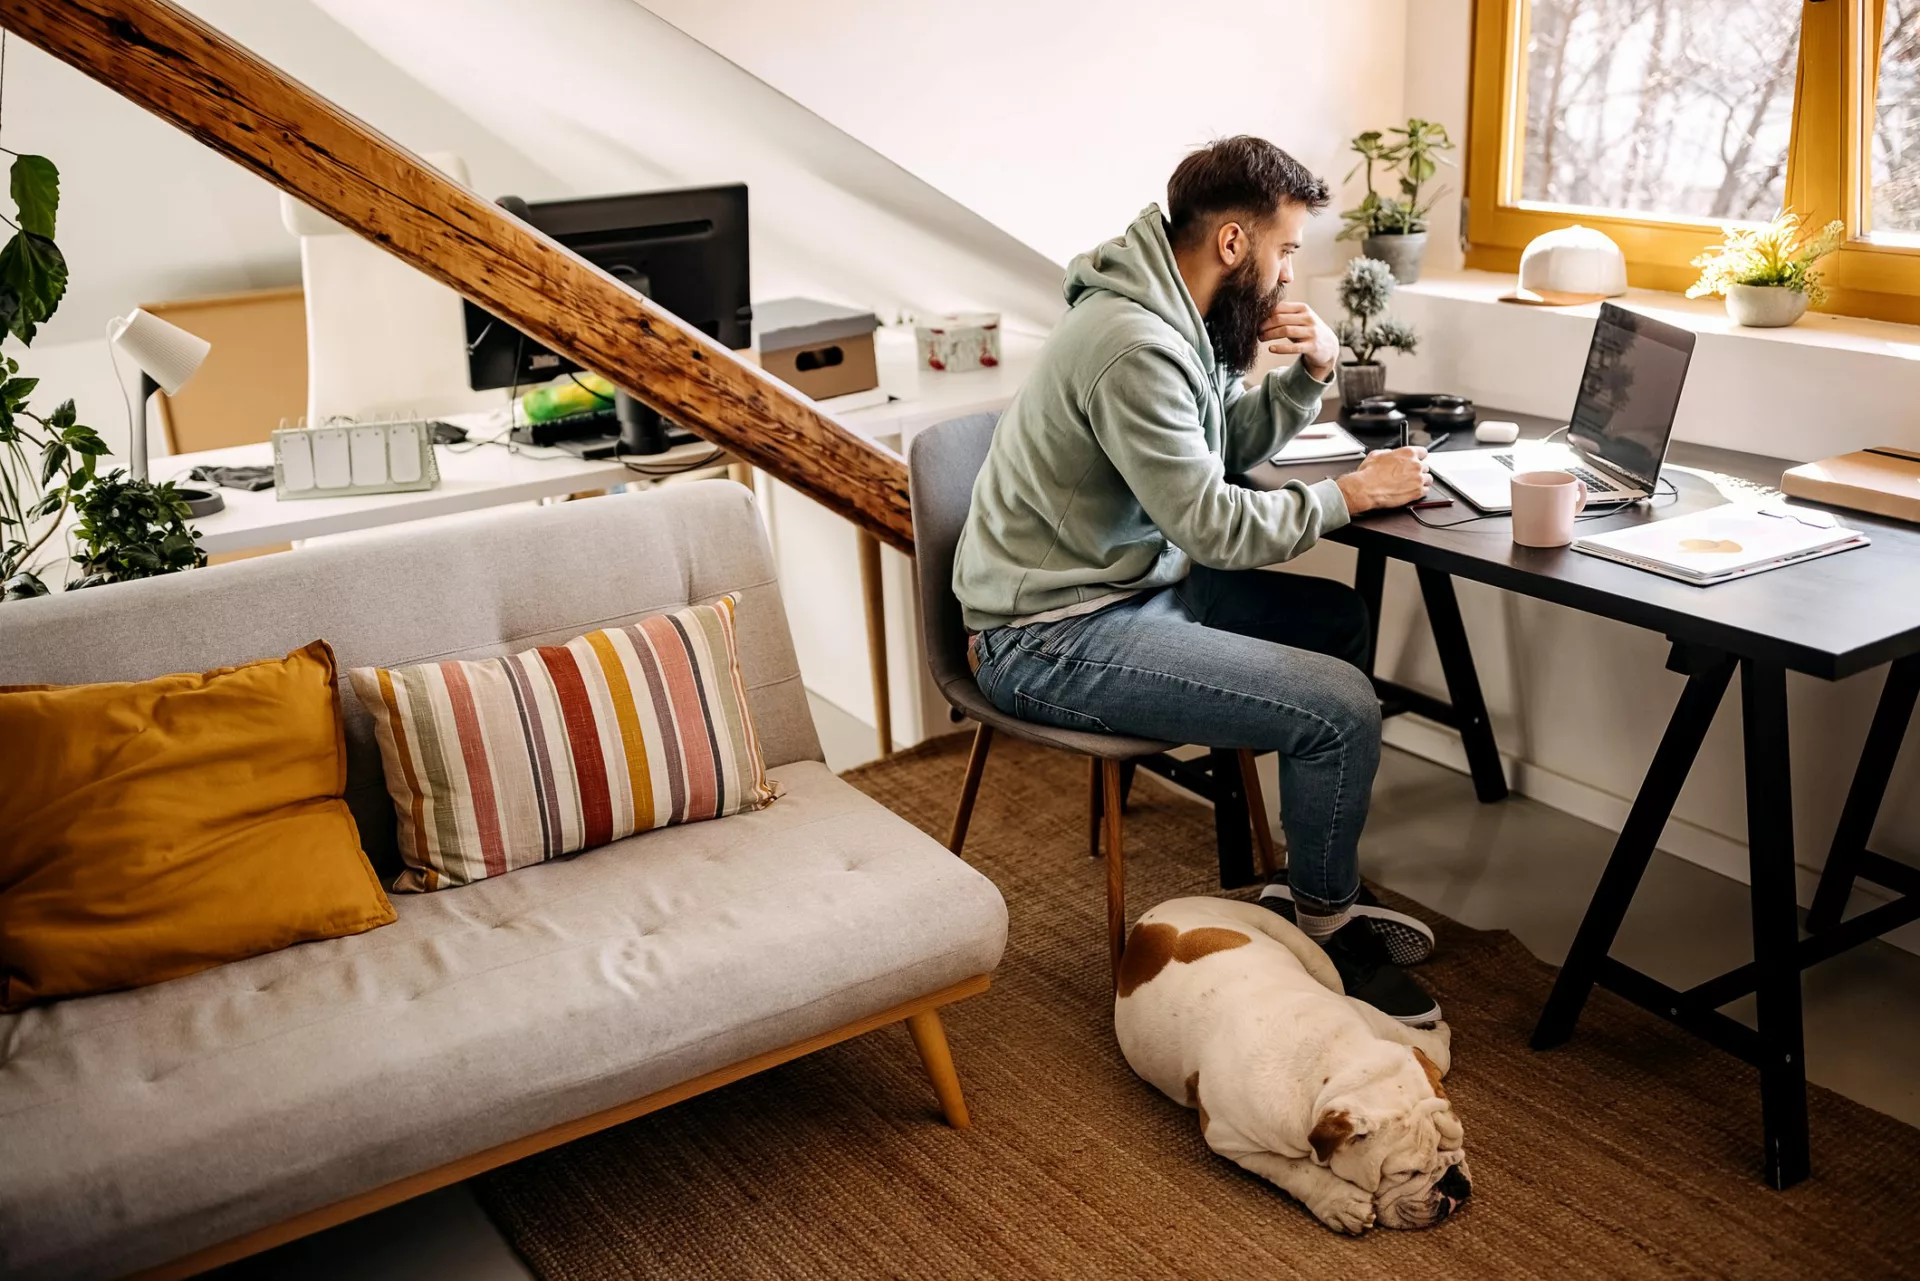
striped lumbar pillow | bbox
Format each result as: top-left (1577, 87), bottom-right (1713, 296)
top-left (347, 596), bottom-right (778, 892)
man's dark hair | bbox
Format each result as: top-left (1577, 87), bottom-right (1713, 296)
top-left (1166, 136), bottom-right (1330, 250)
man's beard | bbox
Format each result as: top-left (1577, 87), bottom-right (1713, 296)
top-left (1205, 255), bottom-right (1285, 377)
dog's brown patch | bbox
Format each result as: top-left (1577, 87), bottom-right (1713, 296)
top-left (1309, 1109), bottom-right (1354, 1163)
top-left (1115, 922), bottom-right (1179, 997)
top-left (1186, 1070), bottom-right (1212, 1132)
top-left (1412, 1047), bottom-right (1447, 1099)
top-left (1173, 926), bottom-right (1252, 963)
top-left (1115, 923), bottom-right (1252, 997)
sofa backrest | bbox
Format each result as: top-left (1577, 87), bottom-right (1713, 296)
top-left (0, 482), bottom-right (822, 882)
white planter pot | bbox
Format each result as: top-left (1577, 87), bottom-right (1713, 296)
top-left (1724, 283), bottom-right (1809, 328)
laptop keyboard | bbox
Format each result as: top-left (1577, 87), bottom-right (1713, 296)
top-left (1491, 452), bottom-right (1622, 493)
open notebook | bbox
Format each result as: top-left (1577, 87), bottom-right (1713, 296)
top-left (1272, 422), bottom-right (1367, 465)
top-left (1572, 504), bottom-right (1869, 585)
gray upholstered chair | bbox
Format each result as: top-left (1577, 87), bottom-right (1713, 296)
top-left (908, 412), bottom-right (1275, 981)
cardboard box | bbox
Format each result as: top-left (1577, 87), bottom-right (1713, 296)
top-left (754, 297), bottom-right (880, 401)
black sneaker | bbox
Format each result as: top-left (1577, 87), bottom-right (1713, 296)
top-left (1319, 919), bottom-right (1443, 1026)
top-left (1258, 879), bottom-right (1436, 966)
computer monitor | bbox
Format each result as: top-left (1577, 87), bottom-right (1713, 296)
top-left (463, 183), bottom-right (752, 392)
top-left (1566, 302), bottom-right (1696, 494)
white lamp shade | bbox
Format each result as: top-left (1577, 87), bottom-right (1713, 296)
top-left (109, 308), bottom-right (211, 395)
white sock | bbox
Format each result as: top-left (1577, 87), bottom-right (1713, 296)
top-left (1295, 905), bottom-right (1350, 943)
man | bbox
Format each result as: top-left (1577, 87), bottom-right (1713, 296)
top-left (954, 136), bottom-right (1440, 1023)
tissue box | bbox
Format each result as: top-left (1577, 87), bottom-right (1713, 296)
top-left (754, 298), bottom-right (880, 400)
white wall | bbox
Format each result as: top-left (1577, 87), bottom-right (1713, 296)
top-left (2, 0), bottom-right (569, 460)
top-left (639, 0), bottom-right (1410, 281)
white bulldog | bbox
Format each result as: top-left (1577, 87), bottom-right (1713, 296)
top-left (1113, 896), bottom-right (1470, 1234)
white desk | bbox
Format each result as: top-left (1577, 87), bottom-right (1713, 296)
top-left (151, 436), bottom-right (662, 554)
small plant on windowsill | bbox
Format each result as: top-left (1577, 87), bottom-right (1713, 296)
top-left (1686, 209), bottom-right (1845, 329)
top-left (1336, 118), bottom-right (1454, 285)
top-left (1334, 257), bottom-right (1418, 409)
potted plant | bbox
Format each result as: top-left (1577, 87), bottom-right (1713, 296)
top-left (1686, 210), bottom-right (1844, 328)
top-left (1337, 118), bottom-right (1455, 285)
top-left (0, 149), bottom-right (203, 599)
top-left (1334, 257), bottom-right (1418, 407)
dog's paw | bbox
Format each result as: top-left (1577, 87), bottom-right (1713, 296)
top-left (1309, 1184), bottom-right (1377, 1236)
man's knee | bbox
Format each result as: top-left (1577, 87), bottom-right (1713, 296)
top-left (1283, 655), bottom-right (1381, 759)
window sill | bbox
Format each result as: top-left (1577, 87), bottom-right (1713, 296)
top-left (1397, 269), bottom-right (1920, 360)
top-left (1305, 269), bottom-right (1920, 462)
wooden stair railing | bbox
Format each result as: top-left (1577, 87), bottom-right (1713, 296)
top-left (1, 0), bottom-right (915, 553)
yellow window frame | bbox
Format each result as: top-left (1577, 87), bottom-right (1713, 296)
top-left (1466, 0), bottom-right (1920, 325)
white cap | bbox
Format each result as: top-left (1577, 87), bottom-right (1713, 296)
top-left (1501, 225), bottom-right (1628, 305)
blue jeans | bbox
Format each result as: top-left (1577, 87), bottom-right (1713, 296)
top-left (971, 567), bottom-right (1379, 915)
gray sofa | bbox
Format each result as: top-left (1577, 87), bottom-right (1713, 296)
top-left (0, 483), bottom-right (1008, 1281)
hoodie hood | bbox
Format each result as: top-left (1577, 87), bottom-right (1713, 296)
top-left (1063, 206), bottom-right (1215, 370)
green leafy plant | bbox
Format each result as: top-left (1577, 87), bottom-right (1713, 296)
top-left (1335, 257), bottom-right (1419, 365)
top-left (1686, 209), bottom-right (1845, 304)
top-left (1338, 119), bottom-right (1456, 241)
top-left (67, 469), bottom-right (206, 588)
top-left (0, 148), bottom-right (198, 599)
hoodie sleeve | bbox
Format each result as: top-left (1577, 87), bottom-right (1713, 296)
top-left (1085, 345), bottom-right (1349, 570)
top-left (1220, 359), bottom-right (1334, 474)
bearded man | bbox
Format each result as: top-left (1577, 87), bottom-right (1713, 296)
top-left (953, 135), bottom-right (1440, 1023)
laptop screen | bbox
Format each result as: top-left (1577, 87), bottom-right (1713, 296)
top-left (1566, 303), bottom-right (1696, 493)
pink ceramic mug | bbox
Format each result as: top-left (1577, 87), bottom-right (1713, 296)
top-left (1510, 470), bottom-right (1588, 547)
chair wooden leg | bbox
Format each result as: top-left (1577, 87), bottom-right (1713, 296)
top-left (1088, 756), bottom-right (1103, 858)
top-left (1102, 758), bottom-right (1127, 985)
top-left (946, 724), bottom-right (995, 856)
top-left (1237, 749), bottom-right (1279, 879)
top-left (905, 1008), bottom-right (972, 1129)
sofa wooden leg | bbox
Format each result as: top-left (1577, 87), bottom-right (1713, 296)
top-left (1102, 758), bottom-right (1126, 984)
top-left (946, 724), bottom-right (995, 856)
top-left (1237, 749), bottom-right (1279, 880)
top-left (905, 1008), bottom-right (972, 1129)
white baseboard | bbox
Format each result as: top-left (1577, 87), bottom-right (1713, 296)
top-left (1380, 715), bottom-right (1920, 958)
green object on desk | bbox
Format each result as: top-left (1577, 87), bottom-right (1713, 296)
top-left (521, 373), bottom-right (615, 423)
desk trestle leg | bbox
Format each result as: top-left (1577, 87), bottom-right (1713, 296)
top-left (1742, 658), bottom-right (1810, 1189)
top-left (1532, 648), bottom-right (1736, 1051)
top-left (1415, 568), bottom-right (1508, 803)
top-left (1533, 646), bottom-right (1821, 1189)
top-left (1806, 654), bottom-right (1920, 934)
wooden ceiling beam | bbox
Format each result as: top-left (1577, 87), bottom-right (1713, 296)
top-left (0, 0), bottom-right (916, 552)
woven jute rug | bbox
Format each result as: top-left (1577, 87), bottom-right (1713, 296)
top-left (475, 735), bottom-right (1920, 1279)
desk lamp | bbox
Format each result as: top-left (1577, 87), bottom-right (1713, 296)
top-left (108, 308), bottom-right (223, 515)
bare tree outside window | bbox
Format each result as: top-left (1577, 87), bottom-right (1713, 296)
top-left (1521, 0), bottom-right (1801, 222)
top-left (1873, 1), bottom-right (1920, 235)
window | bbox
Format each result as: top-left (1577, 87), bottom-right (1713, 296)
top-left (1468, 0), bottom-right (1920, 324)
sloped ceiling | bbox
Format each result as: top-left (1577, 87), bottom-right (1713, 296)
top-left (637, 0), bottom-right (1411, 280)
top-left (314, 0), bottom-right (1069, 334)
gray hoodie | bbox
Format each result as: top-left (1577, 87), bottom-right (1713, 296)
top-left (952, 206), bottom-right (1347, 632)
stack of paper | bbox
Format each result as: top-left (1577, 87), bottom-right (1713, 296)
top-left (1272, 423), bottom-right (1367, 465)
top-left (1571, 504), bottom-right (1868, 585)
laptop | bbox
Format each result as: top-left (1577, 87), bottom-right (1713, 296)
top-left (1427, 303), bottom-right (1696, 513)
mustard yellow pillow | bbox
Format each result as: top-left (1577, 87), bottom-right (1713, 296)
top-left (0, 640), bottom-right (395, 1010)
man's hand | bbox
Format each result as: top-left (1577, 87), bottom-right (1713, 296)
top-left (1335, 447), bottom-right (1429, 516)
top-left (1262, 301), bottom-right (1338, 381)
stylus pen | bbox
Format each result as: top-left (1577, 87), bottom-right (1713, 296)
top-left (1409, 498), bottom-right (1454, 510)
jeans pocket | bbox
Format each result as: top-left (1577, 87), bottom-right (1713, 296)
top-left (1013, 690), bottom-right (1113, 735)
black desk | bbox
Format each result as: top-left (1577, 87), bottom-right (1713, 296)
top-left (1243, 406), bottom-right (1920, 1189)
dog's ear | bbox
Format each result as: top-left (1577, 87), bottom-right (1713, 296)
top-left (1411, 1047), bottom-right (1447, 1099)
top-left (1309, 1108), bottom-right (1356, 1164)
